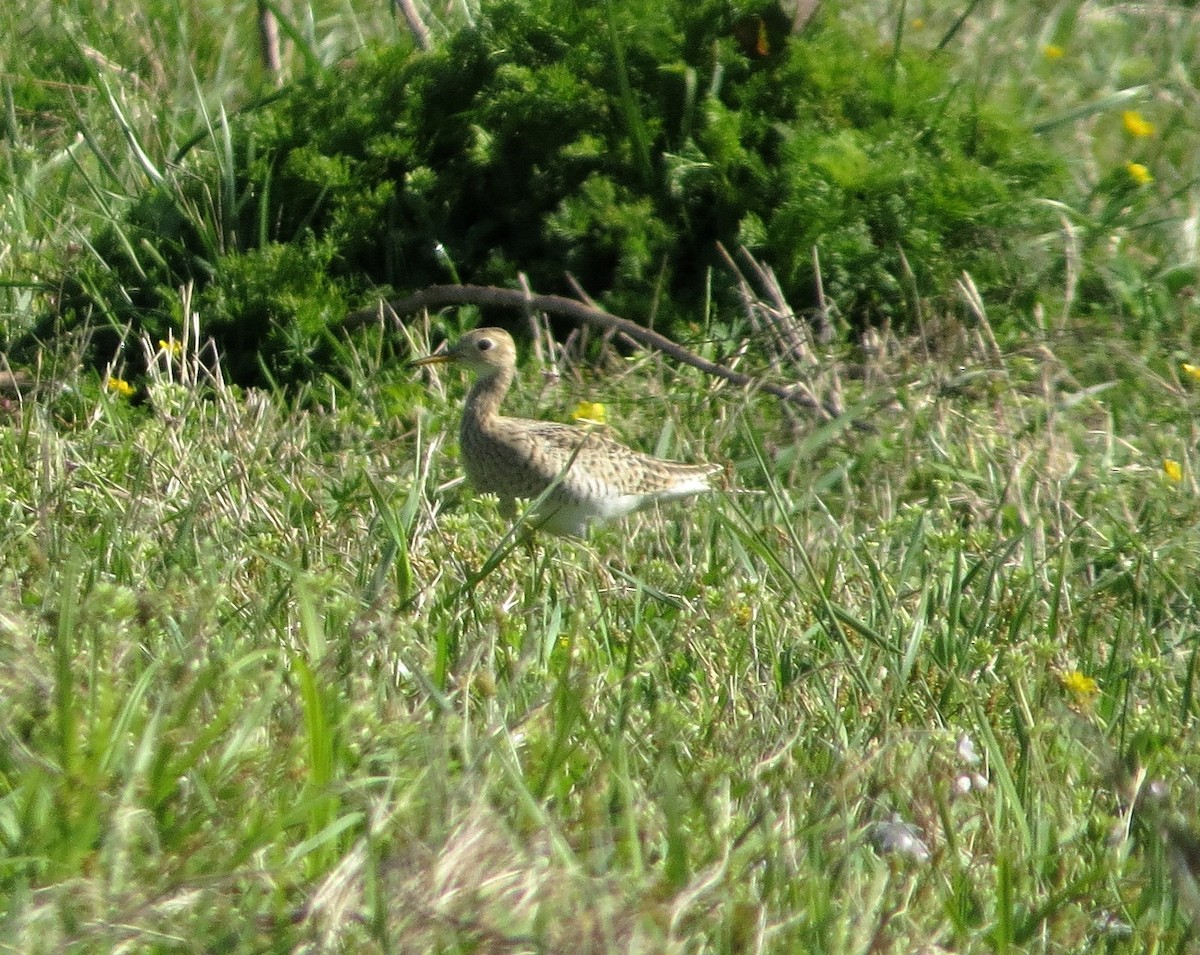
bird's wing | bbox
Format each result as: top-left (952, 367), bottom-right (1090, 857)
top-left (510, 420), bottom-right (712, 495)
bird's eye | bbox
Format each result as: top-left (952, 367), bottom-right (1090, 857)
top-left (477, 338), bottom-right (494, 352)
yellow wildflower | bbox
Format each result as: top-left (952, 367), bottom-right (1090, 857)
top-left (1182, 363), bottom-right (1200, 382)
top-left (106, 377), bottom-right (135, 398)
top-left (1122, 110), bottom-right (1155, 138)
top-left (571, 401), bottom-right (607, 425)
top-left (911, 17), bottom-right (924, 29)
top-left (1042, 44), bottom-right (1065, 60)
top-left (1060, 670), bottom-right (1099, 702)
top-left (158, 338), bottom-right (183, 359)
top-left (1163, 459), bottom-right (1183, 482)
top-left (1125, 161), bottom-right (1153, 185)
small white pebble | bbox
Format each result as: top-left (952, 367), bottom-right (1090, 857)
top-left (869, 815), bottom-right (931, 863)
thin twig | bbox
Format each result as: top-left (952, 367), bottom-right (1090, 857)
top-left (810, 245), bottom-right (833, 343)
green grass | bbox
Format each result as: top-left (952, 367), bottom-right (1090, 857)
top-left (3, 1), bottom-right (1200, 952)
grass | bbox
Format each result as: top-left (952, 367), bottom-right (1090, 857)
top-left (3, 0), bottom-right (1200, 952)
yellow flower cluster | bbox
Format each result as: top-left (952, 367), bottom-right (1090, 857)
top-left (1121, 110), bottom-right (1155, 138)
top-left (570, 401), bottom-right (607, 425)
top-left (106, 377), bottom-right (135, 397)
top-left (1060, 670), bottom-right (1098, 702)
top-left (1125, 161), bottom-right (1153, 185)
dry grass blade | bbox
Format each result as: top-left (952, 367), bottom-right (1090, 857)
top-left (718, 243), bottom-right (845, 419)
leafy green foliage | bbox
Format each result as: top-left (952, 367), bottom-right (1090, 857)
top-left (51, 0), bottom-right (1064, 385)
top-left (196, 238), bottom-right (349, 385)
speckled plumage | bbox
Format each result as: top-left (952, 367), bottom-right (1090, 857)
top-left (414, 328), bottom-right (720, 537)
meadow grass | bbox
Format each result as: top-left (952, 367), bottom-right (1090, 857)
top-left (2, 1), bottom-right (1200, 953)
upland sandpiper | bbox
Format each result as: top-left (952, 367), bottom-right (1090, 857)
top-left (413, 327), bottom-right (720, 537)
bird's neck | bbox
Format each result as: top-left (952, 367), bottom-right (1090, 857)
top-left (463, 367), bottom-right (514, 430)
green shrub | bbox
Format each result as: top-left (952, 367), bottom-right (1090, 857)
top-left (196, 238), bottom-right (349, 385)
top-left (51, 0), bottom-right (1064, 386)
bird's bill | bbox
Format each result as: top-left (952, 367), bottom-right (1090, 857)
top-left (411, 352), bottom-right (453, 367)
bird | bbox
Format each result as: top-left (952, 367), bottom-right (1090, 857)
top-left (412, 327), bottom-right (721, 537)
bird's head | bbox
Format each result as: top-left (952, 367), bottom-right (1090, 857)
top-left (412, 327), bottom-right (517, 377)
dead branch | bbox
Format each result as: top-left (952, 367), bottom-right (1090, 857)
top-left (257, 1), bottom-right (282, 86)
top-left (393, 0), bottom-right (432, 52)
top-left (344, 284), bottom-right (832, 419)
